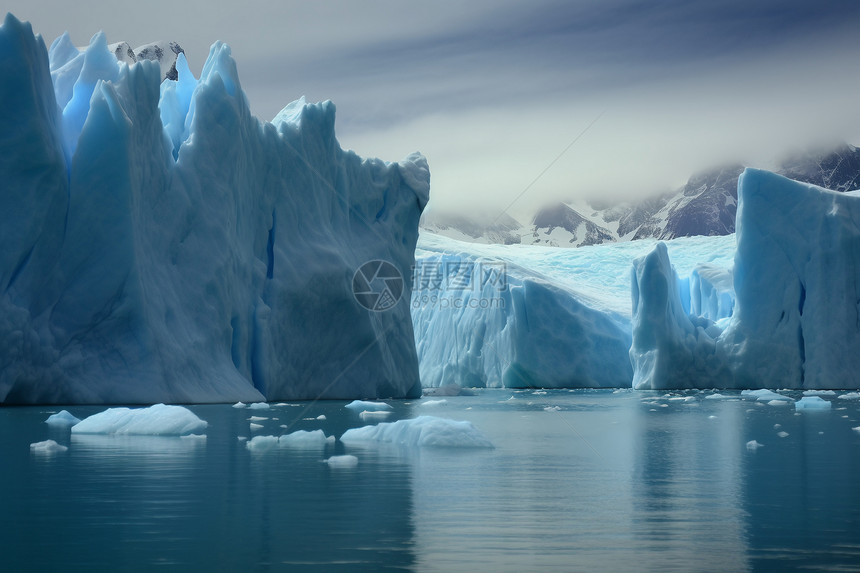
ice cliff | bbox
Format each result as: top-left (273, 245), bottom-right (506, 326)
top-left (0, 14), bottom-right (428, 404)
top-left (631, 169), bottom-right (860, 389)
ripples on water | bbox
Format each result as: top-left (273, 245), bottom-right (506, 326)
top-left (2, 389), bottom-right (860, 572)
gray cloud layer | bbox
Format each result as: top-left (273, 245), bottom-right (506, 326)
top-left (9, 0), bottom-right (860, 217)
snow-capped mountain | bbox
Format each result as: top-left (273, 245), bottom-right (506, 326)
top-left (423, 144), bottom-right (860, 247)
top-left (109, 40), bottom-right (185, 80)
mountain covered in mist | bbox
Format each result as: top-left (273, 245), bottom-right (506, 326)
top-left (422, 144), bottom-right (860, 247)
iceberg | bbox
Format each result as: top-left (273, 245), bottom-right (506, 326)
top-left (345, 400), bottom-right (392, 411)
top-left (340, 415), bottom-right (494, 448)
top-left (70, 404), bottom-right (208, 435)
top-left (413, 232), bottom-right (734, 389)
top-left (278, 429), bottom-right (334, 448)
top-left (631, 168), bottom-right (860, 389)
top-left (795, 396), bottom-right (832, 410)
top-left (44, 410), bottom-right (82, 426)
top-left (0, 14), bottom-right (427, 404)
top-left (30, 439), bottom-right (68, 454)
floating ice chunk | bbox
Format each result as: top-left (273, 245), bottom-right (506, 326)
top-left (71, 404), bottom-right (207, 436)
top-left (30, 439), bottom-right (68, 454)
top-left (279, 430), bottom-right (332, 448)
top-left (742, 389), bottom-right (792, 402)
top-left (777, 431), bottom-right (789, 438)
top-left (325, 455), bottom-right (358, 468)
top-left (316, 415), bottom-right (327, 421)
top-left (247, 416), bottom-right (268, 422)
top-left (421, 399), bottom-right (448, 407)
top-left (237, 436), bottom-right (247, 441)
top-left (341, 416), bottom-right (494, 448)
top-left (838, 393), bottom-right (860, 400)
top-left (246, 435), bottom-right (279, 452)
top-left (746, 440), bottom-right (764, 450)
top-left (359, 410), bottom-right (393, 421)
top-left (544, 406), bottom-right (561, 412)
top-left (249, 423), bottom-right (264, 431)
top-left (774, 424), bottom-right (782, 429)
top-left (852, 427), bottom-right (860, 433)
top-left (232, 402), bottom-right (247, 408)
top-left (45, 410), bottom-right (81, 426)
top-left (705, 393), bottom-right (726, 400)
top-left (803, 390), bottom-right (836, 396)
top-left (768, 400), bottom-right (790, 407)
top-left (795, 396), bottom-right (832, 410)
top-left (708, 415), bottom-right (717, 419)
top-left (181, 434), bottom-right (206, 440)
top-left (345, 400), bottom-right (392, 411)
top-left (249, 403), bottom-right (270, 410)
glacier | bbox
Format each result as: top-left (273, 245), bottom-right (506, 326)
top-left (0, 14), bottom-right (428, 404)
top-left (416, 167), bottom-right (860, 390)
top-left (631, 169), bottom-right (860, 390)
top-left (412, 231), bottom-right (734, 389)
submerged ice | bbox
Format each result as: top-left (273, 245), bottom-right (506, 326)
top-left (0, 14), bottom-right (428, 404)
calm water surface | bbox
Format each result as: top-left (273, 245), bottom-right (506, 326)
top-left (2, 389), bottom-right (860, 572)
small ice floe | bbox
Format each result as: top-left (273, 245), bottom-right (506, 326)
top-left (421, 399), bottom-right (448, 407)
top-left (803, 390), bottom-right (836, 396)
top-left (742, 389), bottom-right (792, 403)
top-left (248, 403), bottom-right (270, 410)
top-left (180, 434), bottom-right (207, 440)
top-left (777, 431), bottom-right (789, 438)
top-left (248, 416), bottom-right (268, 422)
top-left (532, 390), bottom-right (547, 396)
top-left (316, 415), bottom-right (327, 421)
top-left (245, 435), bottom-right (279, 452)
top-left (795, 396), bottom-right (832, 411)
top-left (746, 440), bottom-right (764, 451)
top-left (774, 424), bottom-right (782, 429)
top-left (708, 415), bottom-right (718, 419)
top-left (232, 402), bottom-right (246, 408)
top-left (71, 404), bottom-right (207, 436)
top-left (768, 400), bottom-right (790, 407)
top-left (249, 423), bottom-right (264, 431)
top-left (30, 439), bottom-right (68, 454)
top-left (341, 416), bottom-right (494, 449)
top-left (237, 436), bottom-right (248, 441)
top-left (359, 410), bottom-right (393, 422)
top-left (544, 406), bottom-right (562, 412)
top-left (705, 393), bottom-right (726, 400)
top-left (838, 392), bottom-right (860, 400)
top-left (44, 410), bottom-right (81, 427)
top-left (345, 400), bottom-right (392, 412)
top-left (852, 426), bottom-right (860, 433)
top-left (279, 430), bottom-right (334, 448)
top-left (325, 455), bottom-right (358, 468)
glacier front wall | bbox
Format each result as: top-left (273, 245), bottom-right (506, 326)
top-left (631, 169), bottom-right (860, 390)
top-left (0, 15), bottom-right (428, 404)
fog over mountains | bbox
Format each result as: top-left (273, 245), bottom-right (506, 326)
top-left (422, 144), bottom-right (860, 247)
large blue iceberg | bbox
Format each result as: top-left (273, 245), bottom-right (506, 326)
top-left (631, 169), bottom-right (860, 389)
top-left (0, 14), bottom-right (428, 404)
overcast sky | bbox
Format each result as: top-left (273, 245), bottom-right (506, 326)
top-left (9, 1), bottom-right (860, 220)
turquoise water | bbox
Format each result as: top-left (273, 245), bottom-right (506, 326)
top-left (3, 389), bottom-right (860, 572)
